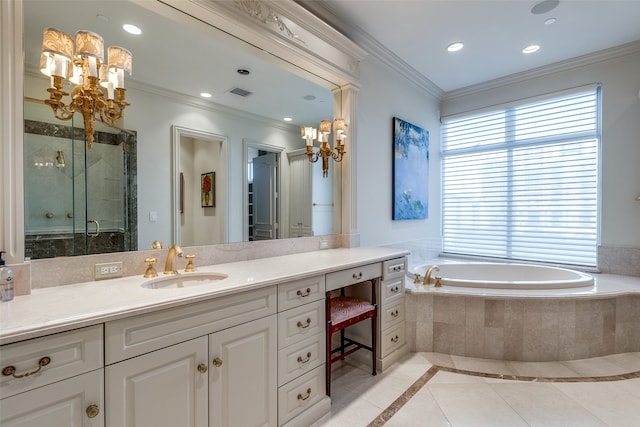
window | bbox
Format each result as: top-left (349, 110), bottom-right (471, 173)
top-left (441, 85), bottom-right (600, 267)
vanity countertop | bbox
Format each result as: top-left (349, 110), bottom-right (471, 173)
top-left (0, 247), bottom-right (409, 345)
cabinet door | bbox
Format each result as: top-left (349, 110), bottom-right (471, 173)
top-left (0, 369), bottom-right (104, 427)
top-left (209, 315), bottom-right (277, 427)
top-left (106, 337), bottom-right (208, 427)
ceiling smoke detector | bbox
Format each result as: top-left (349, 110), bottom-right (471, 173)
top-left (531, 0), bottom-right (559, 15)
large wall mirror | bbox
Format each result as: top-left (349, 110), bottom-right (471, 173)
top-left (22, 0), bottom-right (343, 259)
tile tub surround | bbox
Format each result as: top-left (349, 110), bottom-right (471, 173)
top-left (405, 275), bottom-right (640, 361)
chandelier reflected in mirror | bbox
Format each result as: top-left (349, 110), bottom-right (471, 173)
top-left (302, 118), bottom-right (347, 178)
top-left (39, 28), bottom-right (132, 149)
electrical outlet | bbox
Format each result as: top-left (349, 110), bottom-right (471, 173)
top-left (319, 239), bottom-right (330, 250)
top-left (94, 262), bottom-right (123, 280)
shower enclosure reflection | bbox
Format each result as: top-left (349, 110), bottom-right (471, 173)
top-left (23, 99), bottom-right (137, 259)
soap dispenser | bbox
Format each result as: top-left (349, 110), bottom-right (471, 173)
top-left (0, 251), bottom-right (14, 302)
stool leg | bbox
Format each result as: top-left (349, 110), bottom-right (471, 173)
top-left (372, 315), bottom-right (377, 376)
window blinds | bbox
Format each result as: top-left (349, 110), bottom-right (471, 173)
top-left (441, 86), bottom-right (600, 267)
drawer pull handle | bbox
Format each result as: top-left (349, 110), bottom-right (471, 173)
top-left (391, 286), bottom-right (399, 293)
top-left (352, 272), bottom-right (363, 280)
top-left (297, 387), bottom-right (312, 401)
top-left (391, 335), bottom-right (399, 343)
top-left (197, 363), bottom-right (208, 374)
top-left (393, 266), bottom-right (402, 272)
top-left (86, 404), bottom-right (100, 419)
top-left (297, 352), bottom-right (312, 364)
top-left (296, 288), bottom-right (311, 298)
top-left (391, 310), bottom-right (400, 318)
top-left (212, 358), bottom-right (223, 367)
top-left (2, 356), bottom-right (51, 378)
top-left (297, 318), bottom-right (311, 329)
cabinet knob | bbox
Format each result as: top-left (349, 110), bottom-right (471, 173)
top-left (197, 363), bottom-right (208, 373)
top-left (86, 404), bottom-right (100, 419)
top-left (212, 357), bottom-right (223, 367)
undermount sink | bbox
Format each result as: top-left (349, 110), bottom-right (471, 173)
top-left (141, 272), bottom-right (228, 289)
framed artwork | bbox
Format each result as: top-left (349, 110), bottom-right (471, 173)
top-left (392, 117), bottom-right (429, 220)
top-left (201, 171), bottom-right (215, 207)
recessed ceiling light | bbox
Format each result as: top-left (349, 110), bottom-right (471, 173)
top-left (544, 17), bottom-right (557, 25)
top-left (447, 42), bottom-right (464, 52)
top-left (200, 92), bottom-right (212, 98)
top-left (303, 94), bottom-right (316, 101)
top-left (531, 0), bottom-right (559, 15)
top-left (96, 14), bottom-right (110, 23)
top-left (122, 24), bottom-right (142, 35)
top-left (283, 117), bottom-right (293, 122)
top-left (523, 44), bottom-right (540, 54)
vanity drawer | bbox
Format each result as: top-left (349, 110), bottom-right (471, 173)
top-left (325, 262), bottom-right (382, 291)
top-left (106, 286), bottom-right (276, 364)
top-left (382, 257), bottom-right (407, 280)
top-left (381, 278), bottom-right (404, 305)
top-left (278, 275), bottom-right (325, 311)
top-left (380, 298), bottom-right (405, 329)
top-left (0, 325), bottom-right (103, 399)
top-left (278, 332), bottom-right (325, 386)
top-left (277, 300), bottom-right (325, 350)
top-left (380, 323), bottom-right (406, 358)
top-left (278, 365), bottom-right (325, 425)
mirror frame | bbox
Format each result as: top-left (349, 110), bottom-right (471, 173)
top-left (1, 0), bottom-right (367, 265)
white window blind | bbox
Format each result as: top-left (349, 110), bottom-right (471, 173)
top-left (441, 86), bottom-right (600, 267)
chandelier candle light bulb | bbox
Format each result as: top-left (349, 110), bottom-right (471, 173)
top-left (39, 27), bottom-right (132, 149)
top-left (301, 118), bottom-right (347, 178)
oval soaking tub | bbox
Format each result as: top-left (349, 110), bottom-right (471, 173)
top-left (411, 262), bottom-right (594, 289)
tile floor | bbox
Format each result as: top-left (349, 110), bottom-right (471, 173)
top-left (312, 352), bottom-right (640, 426)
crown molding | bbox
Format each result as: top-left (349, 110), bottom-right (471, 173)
top-left (295, 0), bottom-right (443, 100)
top-left (443, 40), bottom-right (640, 101)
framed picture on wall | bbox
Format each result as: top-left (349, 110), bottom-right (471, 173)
top-left (392, 117), bottom-right (429, 220)
top-left (201, 171), bottom-right (215, 207)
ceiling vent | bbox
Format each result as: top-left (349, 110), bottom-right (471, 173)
top-left (228, 87), bottom-right (252, 97)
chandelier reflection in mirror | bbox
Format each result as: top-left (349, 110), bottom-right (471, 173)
top-left (39, 28), bottom-right (132, 149)
top-left (302, 119), bottom-right (347, 178)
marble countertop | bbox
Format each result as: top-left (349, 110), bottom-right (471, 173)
top-left (0, 247), bottom-right (409, 345)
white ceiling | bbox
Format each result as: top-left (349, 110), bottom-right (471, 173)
top-left (307, 0), bottom-right (640, 93)
top-left (23, 0), bottom-right (335, 127)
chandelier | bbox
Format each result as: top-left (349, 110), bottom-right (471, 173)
top-left (302, 119), bottom-right (347, 178)
top-left (39, 28), bottom-right (132, 149)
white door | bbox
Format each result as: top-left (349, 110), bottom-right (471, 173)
top-left (106, 337), bottom-right (209, 427)
top-left (0, 370), bottom-right (104, 427)
top-left (288, 153), bottom-right (312, 237)
top-left (253, 153), bottom-right (278, 240)
top-left (209, 315), bottom-right (277, 427)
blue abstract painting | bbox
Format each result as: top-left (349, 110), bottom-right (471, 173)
top-left (393, 117), bottom-right (429, 220)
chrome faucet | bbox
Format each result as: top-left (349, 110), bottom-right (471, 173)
top-left (423, 265), bottom-right (440, 285)
top-left (163, 245), bottom-right (183, 274)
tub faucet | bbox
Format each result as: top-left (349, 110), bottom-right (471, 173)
top-left (163, 245), bottom-right (183, 274)
top-left (423, 265), bottom-right (440, 285)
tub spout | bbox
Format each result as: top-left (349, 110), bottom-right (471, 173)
top-left (423, 265), bottom-right (440, 285)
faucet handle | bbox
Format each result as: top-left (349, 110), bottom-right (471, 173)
top-left (151, 240), bottom-right (163, 249)
top-left (434, 276), bottom-right (442, 288)
top-left (144, 258), bottom-right (158, 278)
top-left (184, 255), bottom-right (196, 272)
top-left (413, 273), bottom-right (422, 284)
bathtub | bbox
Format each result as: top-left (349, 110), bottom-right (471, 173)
top-left (411, 262), bottom-right (594, 289)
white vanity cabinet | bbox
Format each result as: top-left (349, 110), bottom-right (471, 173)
top-left (276, 275), bottom-right (331, 426)
top-left (378, 257), bottom-right (409, 370)
top-left (0, 325), bottom-right (104, 426)
top-left (105, 286), bottom-right (277, 427)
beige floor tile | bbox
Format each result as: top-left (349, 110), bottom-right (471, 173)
top-left (491, 382), bottom-right (607, 426)
top-left (449, 355), bottom-right (517, 376)
top-left (428, 371), bottom-right (489, 384)
top-left (553, 381), bottom-right (640, 427)
top-left (427, 383), bottom-right (528, 426)
top-left (385, 387), bottom-right (451, 427)
top-left (358, 371), bottom-right (417, 410)
top-left (506, 360), bottom-right (581, 378)
top-left (560, 357), bottom-right (631, 376)
top-left (600, 352), bottom-right (640, 372)
top-left (421, 352), bottom-right (456, 368)
top-left (311, 397), bottom-right (384, 427)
